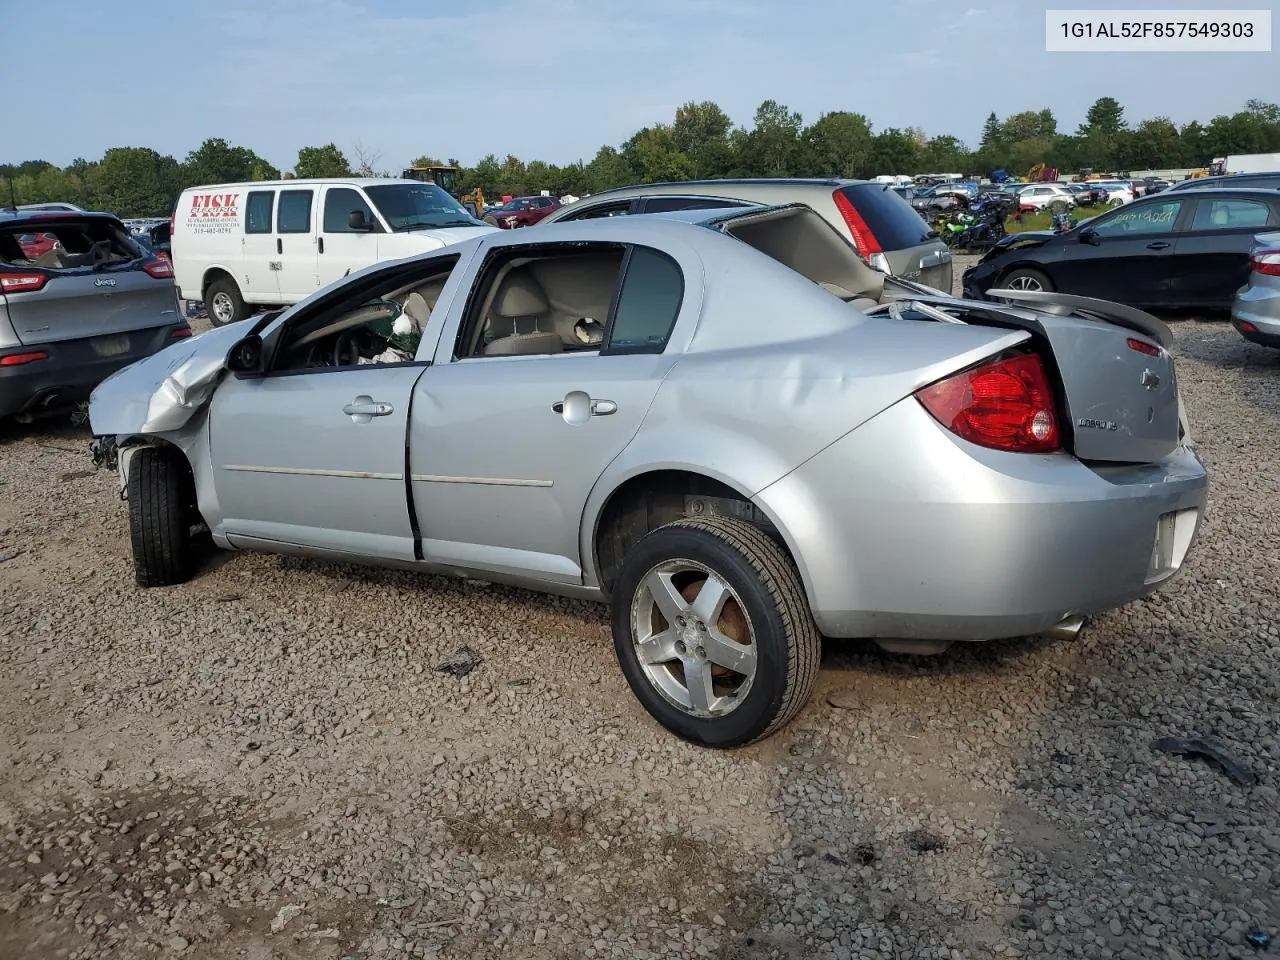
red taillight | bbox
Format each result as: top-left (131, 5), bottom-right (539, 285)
top-left (0, 272), bottom-right (50, 294)
top-left (170, 327), bottom-right (193, 339)
top-left (1126, 337), bottom-right (1161, 357)
top-left (916, 352), bottom-right (1061, 454)
top-left (143, 259), bottom-right (174, 279)
top-left (0, 350), bottom-right (50, 366)
top-left (1239, 320), bottom-right (1258, 334)
top-left (1250, 250), bottom-right (1280, 276)
top-left (832, 189), bottom-right (882, 255)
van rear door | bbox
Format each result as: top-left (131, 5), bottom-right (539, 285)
top-left (240, 188), bottom-right (281, 303)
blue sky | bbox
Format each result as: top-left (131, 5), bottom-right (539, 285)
top-left (4, 0), bottom-right (1273, 171)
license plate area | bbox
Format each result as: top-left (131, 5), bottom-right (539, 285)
top-left (1146, 508), bottom-right (1199, 584)
top-left (91, 333), bottom-right (131, 357)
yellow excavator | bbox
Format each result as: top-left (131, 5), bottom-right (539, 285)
top-left (400, 165), bottom-right (487, 218)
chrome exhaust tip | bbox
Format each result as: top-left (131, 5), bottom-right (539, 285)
top-left (1039, 614), bottom-right (1085, 641)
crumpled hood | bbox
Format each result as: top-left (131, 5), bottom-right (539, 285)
top-left (88, 321), bottom-right (249, 435)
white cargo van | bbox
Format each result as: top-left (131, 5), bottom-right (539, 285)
top-left (171, 178), bottom-right (497, 325)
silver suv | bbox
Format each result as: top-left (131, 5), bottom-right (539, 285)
top-left (539, 178), bottom-right (953, 290)
top-left (0, 209), bottom-right (189, 423)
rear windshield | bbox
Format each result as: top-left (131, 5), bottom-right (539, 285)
top-left (838, 184), bottom-right (934, 249)
top-left (0, 218), bottom-right (141, 270)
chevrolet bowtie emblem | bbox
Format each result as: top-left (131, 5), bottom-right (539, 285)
top-left (1141, 369), bottom-right (1160, 390)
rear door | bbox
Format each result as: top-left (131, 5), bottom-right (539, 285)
top-left (1052, 198), bottom-right (1185, 306)
top-left (240, 188), bottom-right (281, 302)
top-left (274, 187), bottom-right (318, 301)
top-left (316, 186), bottom-right (381, 288)
top-left (1168, 195), bottom-right (1280, 306)
top-left (0, 218), bottom-right (179, 346)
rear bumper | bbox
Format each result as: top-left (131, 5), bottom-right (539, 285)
top-left (0, 324), bottom-right (189, 419)
top-left (1231, 285), bottom-right (1280, 348)
top-left (754, 397), bottom-right (1208, 641)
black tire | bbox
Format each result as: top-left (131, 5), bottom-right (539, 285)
top-left (128, 446), bottom-right (198, 588)
top-left (999, 267), bottom-right (1054, 293)
top-left (611, 517), bottom-right (821, 747)
top-left (205, 276), bottom-right (247, 327)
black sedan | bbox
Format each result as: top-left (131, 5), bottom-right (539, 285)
top-left (962, 188), bottom-right (1280, 310)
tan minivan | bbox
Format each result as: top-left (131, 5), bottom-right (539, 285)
top-left (539, 178), bottom-right (953, 292)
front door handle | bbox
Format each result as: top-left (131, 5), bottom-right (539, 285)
top-left (318, 236), bottom-right (325, 254)
top-left (276, 237), bottom-right (283, 255)
top-left (343, 395), bottom-right (394, 423)
top-left (1146, 241), bottom-right (1171, 250)
top-left (552, 391), bottom-right (617, 424)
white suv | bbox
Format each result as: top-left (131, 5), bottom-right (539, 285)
top-left (1016, 184), bottom-right (1077, 211)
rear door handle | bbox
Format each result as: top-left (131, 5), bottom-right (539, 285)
top-left (1146, 241), bottom-right (1171, 250)
top-left (343, 395), bottom-right (394, 423)
top-left (318, 237), bottom-right (325, 254)
top-left (276, 237), bottom-right (282, 255)
top-left (551, 393), bottom-right (617, 421)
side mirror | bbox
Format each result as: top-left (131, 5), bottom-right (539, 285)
top-left (347, 210), bottom-right (374, 231)
top-left (1079, 227), bottom-right (1101, 246)
top-left (227, 334), bottom-right (265, 376)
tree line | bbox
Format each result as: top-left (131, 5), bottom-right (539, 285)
top-left (5, 97), bottom-right (1279, 219)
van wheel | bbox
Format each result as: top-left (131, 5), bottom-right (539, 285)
top-left (206, 277), bottom-right (247, 326)
top-left (611, 517), bottom-right (821, 747)
top-left (128, 446), bottom-right (200, 588)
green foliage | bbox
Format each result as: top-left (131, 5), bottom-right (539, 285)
top-left (294, 143), bottom-right (351, 179)
top-left (6, 98), bottom-right (1280, 219)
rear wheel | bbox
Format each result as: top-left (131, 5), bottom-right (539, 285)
top-left (1000, 267), bottom-right (1054, 293)
top-left (205, 277), bottom-right (247, 326)
top-left (611, 517), bottom-right (821, 747)
top-left (127, 447), bottom-right (200, 587)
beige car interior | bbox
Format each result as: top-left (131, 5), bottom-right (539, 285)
top-left (464, 251), bottom-right (624, 358)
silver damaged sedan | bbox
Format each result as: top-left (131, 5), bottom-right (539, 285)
top-left (87, 204), bottom-right (1209, 746)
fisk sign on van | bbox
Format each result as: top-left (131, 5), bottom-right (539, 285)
top-left (186, 193), bottom-right (240, 235)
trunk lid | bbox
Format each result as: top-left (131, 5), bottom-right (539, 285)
top-left (3, 262), bottom-right (180, 346)
top-left (944, 289), bottom-right (1183, 463)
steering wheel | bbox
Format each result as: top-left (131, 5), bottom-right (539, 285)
top-left (333, 329), bottom-right (364, 367)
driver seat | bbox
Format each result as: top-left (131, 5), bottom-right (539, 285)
top-left (484, 270), bottom-right (563, 356)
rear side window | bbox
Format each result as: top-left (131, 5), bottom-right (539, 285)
top-left (245, 191), bottom-right (274, 234)
top-left (0, 218), bottom-right (140, 271)
top-left (604, 247), bottom-right (683, 355)
top-left (323, 188), bottom-right (377, 233)
top-left (1191, 198), bottom-right (1274, 231)
top-left (566, 200), bottom-right (633, 220)
top-left (640, 196), bottom-right (750, 213)
top-left (836, 185), bottom-right (933, 249)
top-left (278, 190), bottom-right (313, 234)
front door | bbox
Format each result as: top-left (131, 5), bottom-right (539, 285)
top-left (1053, 198), bottom-right (1184, 305)
top-left (208, 365), bottom-right (427, 559)
top-left (408, 352), bottom-right (667, 583)
top-left (275, 187), bottom-right (318, 301)
top-left (317, 186), bottom-right (382, 289)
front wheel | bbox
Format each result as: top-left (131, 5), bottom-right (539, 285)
top-left (127, 446), bottom-right (201, 587)
top-left (611, 517), bottom-right (821, 747)
top-left (1000, 267), bottom-right (1054, 293)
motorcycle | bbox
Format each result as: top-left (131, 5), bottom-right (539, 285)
top-left (953, 206), bottom-right (1007, 251)
top-left (1051, 210), bottom-right (1077, 234)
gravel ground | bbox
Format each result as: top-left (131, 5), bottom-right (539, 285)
top-left (1, 269), bottom-right (1278, 960)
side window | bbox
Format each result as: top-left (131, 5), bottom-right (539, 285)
top-left (269, 254), bottom-right (461, 373)
top-left (566, 201), bottom-right (634, 221)
top-left (1191, 198), bottom-right (1273, 231)
top-left (245, 191), bottom-right (274, 234)
top-left (604, 247), bottom-right (684, 356)
top-left (1091, 200), bottom-right (1182, 238)
top-left (323, 188), bottom-right (377, 233)
top-left (277, 189), bottom-right (314, 234)
top-left (455, 246), bottom-right (627, 359)
top-left (640, 197), bottom-right (749, 213)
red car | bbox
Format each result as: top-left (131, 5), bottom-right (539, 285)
top-left (483, 195), bottom-right (561, 229)
top-left (17, 233), bottom-right (57, 258)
